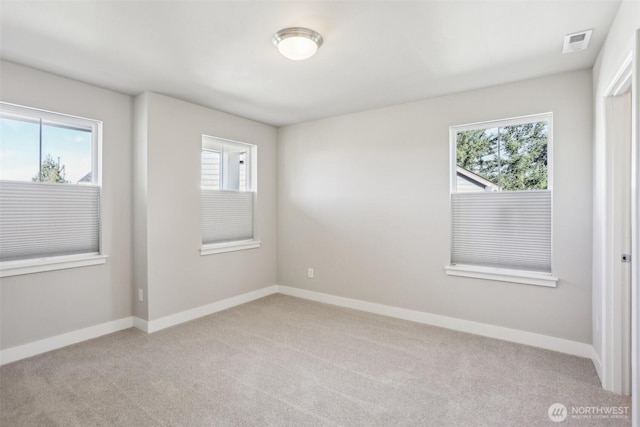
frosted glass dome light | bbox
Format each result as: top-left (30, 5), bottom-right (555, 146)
top-left (272, 27), bottom-right (323, 61)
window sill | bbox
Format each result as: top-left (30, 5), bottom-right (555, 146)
top-left (445, 264), bottom-right (558, 288)
top-left (0, 253), bottom-right (108, 278)
top-left (200, 240), bottom-right (262, 256)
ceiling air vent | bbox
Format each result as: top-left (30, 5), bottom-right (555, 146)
top-left (562, 29), bottom-right (593, 54)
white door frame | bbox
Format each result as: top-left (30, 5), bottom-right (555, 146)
top-left (632, 29), bottom-right (639, 427)
top-left (599, 28), bottom-right (639, 427)
top-left (602, 51), bottom-right (633, 397)
top-left (601, 30), bottom-right (640, 427)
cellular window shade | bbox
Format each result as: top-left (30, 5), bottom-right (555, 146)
top-left (451, 190), bottom-right (551, 272)
top-left (0, 181), bottom-right (100, 261)
top-left (201, 190), bottom-right (253, 244)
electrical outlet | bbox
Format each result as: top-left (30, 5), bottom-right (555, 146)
top-left (138, 288), bottom-right (144, 302)
top-left (307, 268), bottom-right (314, 278)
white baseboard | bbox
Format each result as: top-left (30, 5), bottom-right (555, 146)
top-left (0, 317), bottom-right (134, 366)
top-left (591, 346), bottom-right (603, 382)
top-left (141, 285), bottom-right (279, 333)
top-left (1, 284), bottom-right (598, 369)
top-left (0, 286), bottom-right (278, 365)
top-left (277, 285), bottom-right (595, 359)
top-left (133, 316), bottom-right (149, 333)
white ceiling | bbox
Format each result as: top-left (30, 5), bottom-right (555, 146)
top-left (0, 1), bottom-right (622, 127)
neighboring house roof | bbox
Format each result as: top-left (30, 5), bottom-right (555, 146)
top-left (77, 172), bottom-right (92, 184)
top-left (456, 165), bottom-right (499, 191)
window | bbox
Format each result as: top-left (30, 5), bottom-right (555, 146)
top-left (0, 102), bottom-right (105, 276)
top-left (446, 113), bottom-right (557, 287)
top-left (200, 135), bottom-right (260, 255)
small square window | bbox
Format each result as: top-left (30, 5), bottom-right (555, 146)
top-left (449, 113), bottom-right (553, 280)
top-left (200, 135), bottom-right (258, 254)
top-left (455, 120), bottom-right (548, 192)
top-left (0, 113), bottom-right (96, 185)
top-left (0, 102), bottom-right (102, 264)
top-left (201, 137), bottom-right (252, 191)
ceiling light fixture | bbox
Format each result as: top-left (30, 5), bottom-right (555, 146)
top-left (272, 27), bottom-right (323, 61)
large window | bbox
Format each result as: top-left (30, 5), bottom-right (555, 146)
top-left (200, 135), bottom-right (259, 255)
top-left (447, 113), bottom-right (556, 287)
top-left (0, 102), bottom-right (104, 275)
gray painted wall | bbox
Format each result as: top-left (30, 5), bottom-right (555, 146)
top-left (133, 93), bottom-right (149, 320)
top-left (0, 60), bottom-right (598, 351)
top-left (278, 70), bottom-right (593, 343)
top-left (0, 61), bottom-right (134, 349)
top-left (135, 93), bottom-right (277, 321)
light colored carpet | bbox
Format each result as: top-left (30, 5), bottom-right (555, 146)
top-left (0, 294), bottom-right (631, 426)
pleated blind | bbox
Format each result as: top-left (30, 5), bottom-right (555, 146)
top-left (451, 190), bottom-right (551, 272)
top-left (0, 181), bottom-right (100, 261)
top-left (201, 190), bottom-right (253, 244)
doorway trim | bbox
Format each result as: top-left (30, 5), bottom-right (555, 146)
top-left (632, 29), bottom-right (639, 427)
top-left (601, 49), bottom-right (634, 397)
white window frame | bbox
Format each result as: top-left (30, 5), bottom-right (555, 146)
top-left (446, 113), bottom-right (558, 287)
top-left (0, 102), bottom-right (106, 277)
top-left (200, 135), bottom-right (260, 255)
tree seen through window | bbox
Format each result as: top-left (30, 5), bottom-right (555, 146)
top-left (456, 121), bottom-right (548, 191)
